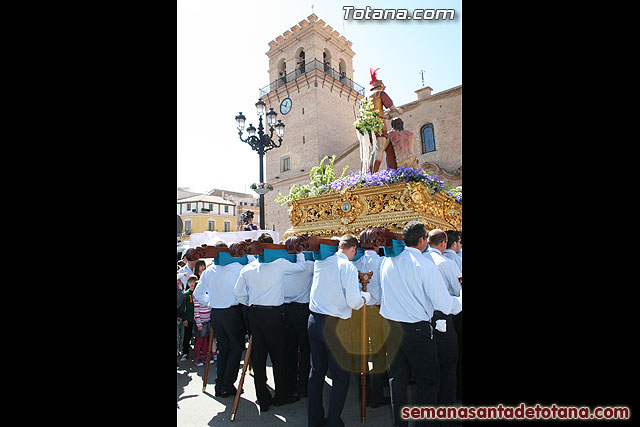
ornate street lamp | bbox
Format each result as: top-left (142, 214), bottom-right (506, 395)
top-left (235, 101), bottom-right (285, 230)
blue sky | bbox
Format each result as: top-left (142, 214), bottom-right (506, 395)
top-left (177, 0), bottom-right (461, 194)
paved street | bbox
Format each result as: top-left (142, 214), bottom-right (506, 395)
top-left (177, 345), bottom-right (399, 426)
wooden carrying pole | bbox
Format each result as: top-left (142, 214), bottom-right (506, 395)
top-left (231, 336), bottom-right (253, 421)
top-left (361, 299), bottom-right (367, 423)
top-left (202, 326), bottom-right (216, 392)
top-left (358, 271), bottom-right (373, 423)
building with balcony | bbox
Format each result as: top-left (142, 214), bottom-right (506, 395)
top-left (177, 194), bottom-right (237, 238)
top-left (206, 188), bottom-right (261, 231)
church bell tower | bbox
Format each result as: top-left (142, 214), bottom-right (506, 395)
top-left (260, 14), bottom-right (365, 237)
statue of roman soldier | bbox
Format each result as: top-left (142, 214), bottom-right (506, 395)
top-left (369, 68), bottom-right (403, 172)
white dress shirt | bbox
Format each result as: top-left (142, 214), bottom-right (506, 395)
top-left (443, 248), bottom-right (462, 271)
top-left (193, 262), bottom-right (245, 309)
top-left (283, 260), bottom-right (315, 303)
top-left (352, 249), bottom-right (383, 306)
top-left (427, 248), bottom-right (462, 297)
top-left (309, 252), bottom-right (365, 319)
top-left (233, 253), bottom-right (306, 306)
top-left (380, 246), bottom-right (462, 323)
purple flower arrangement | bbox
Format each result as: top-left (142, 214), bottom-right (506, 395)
top-left (318, 166), bottom-right (462, 203)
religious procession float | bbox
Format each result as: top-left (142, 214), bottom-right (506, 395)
top-left (278, 158), bottom-right (462, 239)
top-left (189, 68), bottom-right (461, 422)
top-left (277, 67), bottom-right (461, 239)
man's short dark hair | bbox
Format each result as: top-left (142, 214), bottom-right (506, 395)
top-left (214, 240), bottom-right (228, 248)
top-left (338, 234), bottom-right (358, 250)
top-left (257, 233), bottom-right (274, 244)
top-left (427, 229), bottom-right (447, 247)
top-left (445, 230), bottom-right (459, 249)
top-left (183, 248), bottom-right (196, 261)
top-left (403, 221), bottom-right (427, 247)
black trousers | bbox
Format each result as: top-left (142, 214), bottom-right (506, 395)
top-left (181, 321), bottom-right (193, 356)
top-left (453, 311), bottom-right (462, 402)
top-left (248, 305), bottom-right (288, 406)
top-left (283, 302), bottom-right (311, 396)
top-left (384, 318), bottom-right (439, 427)
top-left (432, 311), bottom-right (459, 407)
top-left (210, 305), bottom-right (245, 394)
top-left (241, 304), bottom-right (251, 337)
top-left (308, 312), bottom-right (353, 427)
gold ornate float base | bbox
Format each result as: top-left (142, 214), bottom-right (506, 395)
top-left (283, 182), bottom-right (462, 238)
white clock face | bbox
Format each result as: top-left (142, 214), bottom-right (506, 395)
top-left (280, 98), bottom-right (292, 114)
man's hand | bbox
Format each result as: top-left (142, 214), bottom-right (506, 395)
top-left (183, 320), bottom-right (188, 327)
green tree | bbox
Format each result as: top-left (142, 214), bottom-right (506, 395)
top-left (274, 155), bottom-right (349, 205)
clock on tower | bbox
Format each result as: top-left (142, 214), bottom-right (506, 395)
top-left (280, 98), bottom-right (292, 115)
top-left (259, 13), bottom-right (366, 238)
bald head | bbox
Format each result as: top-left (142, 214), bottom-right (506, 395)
top-left (427, 228), bottom-right (448, 254)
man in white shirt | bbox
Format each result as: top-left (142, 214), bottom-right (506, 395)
top-left (427, 230), bottom-right (462, 297)
top-left (380, 221), bottom-right (462, 427)
top-left (431, 230), bottom-right (462, 401)
top-left (233, 234), bottom-right (307, 412)
top-left (446, 229), bottom-right (463, 402)
top-left (426, 229), bottom-right (462, 410)
top-left (282, 253), bottom-right (315, 399)
top-left (351, 242), bottom-right (389, 408)
top-left (308, 235), bottom-right (371, 427)
top-left (193, 241), bottom-right (246, 398)
top-left (443, 230), bottom-right (462, 271)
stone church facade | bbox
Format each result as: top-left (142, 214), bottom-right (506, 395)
top-left (259, 14), bottom-right (461, 238)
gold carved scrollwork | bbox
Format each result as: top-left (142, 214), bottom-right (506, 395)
top-left (364, 190), bottom-right (406, 214)
top-left (303, 201), bottom-right (334, 223)
top-left (338, 189), bottom-right (364, 225)
top-left (441, 197), bottom-right (462, 230)
top-left (289, 200), bottom-right (305, 226)
top-left (364, 193), bottom-right (385, 214)
top-left (406, 182), bottom-right (435, 214)
top-left (284, 182), bottom-right (461, 238)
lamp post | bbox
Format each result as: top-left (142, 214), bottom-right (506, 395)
top-left (235, 99), bottom-right (285, 230)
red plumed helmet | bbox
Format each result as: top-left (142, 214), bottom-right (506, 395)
top-left (369, 67), bottom-right (380, 85)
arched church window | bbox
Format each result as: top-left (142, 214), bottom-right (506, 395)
top-left (421, 123), bottom-right (436, 153)
top-left (297, 49), bottom-right (306, 75)
top-left (323, 49), bottom-right (331, 72)
top-left (338, 58), bottom-right (347, 85)
top-left (277, 58), bottom-right (287, 86)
